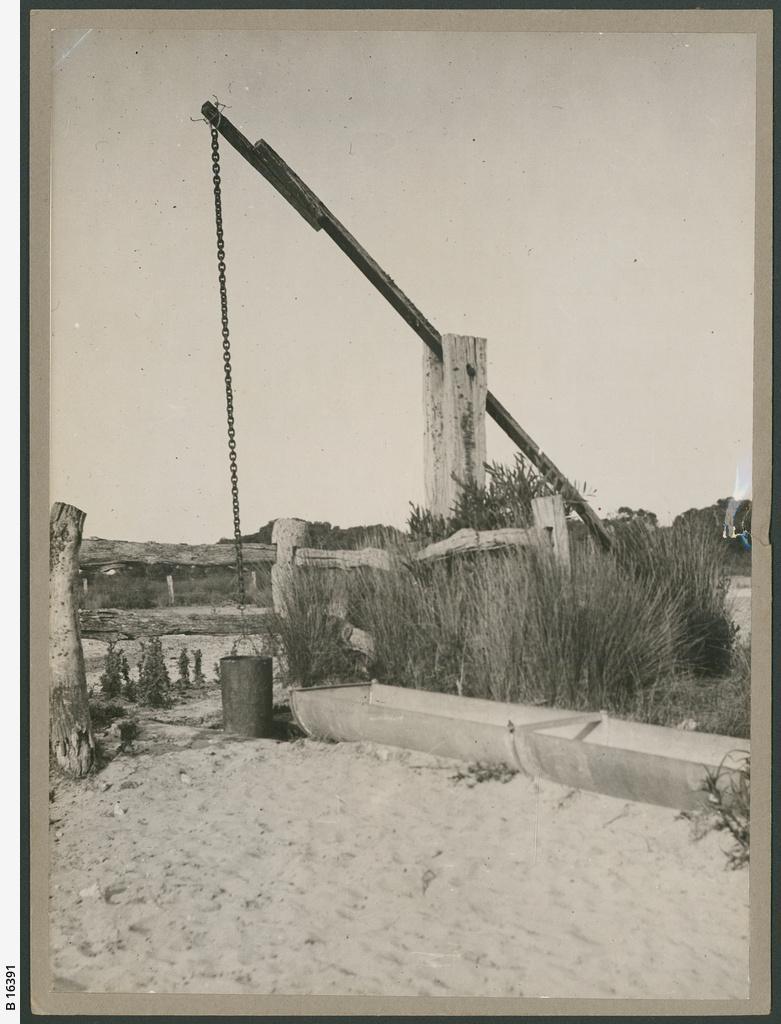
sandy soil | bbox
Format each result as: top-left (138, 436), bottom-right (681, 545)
top-left (49, 687), bottom-right (749, 999)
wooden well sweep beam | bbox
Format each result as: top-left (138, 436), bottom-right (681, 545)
top-left (201, 101), bottom-right (612, 551)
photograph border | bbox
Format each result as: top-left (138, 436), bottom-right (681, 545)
top-left (27, 6), bottom-right (773, 1017)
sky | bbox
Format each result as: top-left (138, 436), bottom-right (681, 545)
top-left (49, 28), bottom-right (756, 543)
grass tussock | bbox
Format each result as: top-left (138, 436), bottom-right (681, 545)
top-left (270, 569), bottom-right (358, 687)
top-left (339, 516), bottom-right (746, 735)
top-left (680, 751), bottom-right (750, 868)
top-left (348, 545), bottom-right (687, 714)
top-left (702, 752), bottom-right (750, 869)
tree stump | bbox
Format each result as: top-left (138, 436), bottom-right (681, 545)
top-left (50, 502), bottom-right (94, 777)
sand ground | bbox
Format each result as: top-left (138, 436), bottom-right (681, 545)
top-left (49, 668), bottom-right (749, 1000)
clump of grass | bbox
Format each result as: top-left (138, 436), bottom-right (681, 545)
top-left (271, 570), bottom-right (357, 687)
top-left (349, 544), bottom-right (685, 714)
top-left (609, 518), bottom-right (736, 676)
top-left (700, 752), bottom-right (750, 868)
top-left (631, 641), bottom-right (750, 738)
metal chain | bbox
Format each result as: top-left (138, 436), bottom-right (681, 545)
top-left (210, 124), bottom-right (247, 618)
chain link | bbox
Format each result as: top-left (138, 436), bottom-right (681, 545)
top-left (210, 125), bottom-right (246, 617)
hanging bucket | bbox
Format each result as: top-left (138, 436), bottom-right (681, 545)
top-left (220, 656), bottom-right (274, 738)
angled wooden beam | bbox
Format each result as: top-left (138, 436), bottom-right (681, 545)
top-left (201, 101), bottom-right (611, 550)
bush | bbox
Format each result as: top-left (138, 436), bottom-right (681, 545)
top-left (192, 649), bottom-right (206, 686)
top-left (88, 699), bottom-right (126, 731)
top-left (137, 638), bottom-right (171, 708)
top-left (99, 641), bottom-right (124, 698)
top-left (408, 453), bottom-right (592, 543)
top-left (177, 648), bottom-right (190, 688)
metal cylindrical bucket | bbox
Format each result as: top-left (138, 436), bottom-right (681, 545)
top-left (220, 656), bottom-right (274, 738)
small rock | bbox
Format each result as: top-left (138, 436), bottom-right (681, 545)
top-left (55, 830), bottom-right (63, 840)
top-left (119, 780), bottom-right (139, 790)
top-left (112, 802), bottom-right (126, 818)
top-left (179, 772), bottom-right (192, 785)
top-left (78, 883), bottom-right (102, 901)
top-left (99, 782), bottom-right (111, 792)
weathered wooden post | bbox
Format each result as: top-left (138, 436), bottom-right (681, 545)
top-left (532, 494), bottom-right (571, 571)
top-left (50, 502), bottom-right (94, 777)
top-left (271, 518), bottom-right (309, 616)
top-left (166, 573), bottom-right (175, 606)
top-left (423, 334), bottom-right (487, 519)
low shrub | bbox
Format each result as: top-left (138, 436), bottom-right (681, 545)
top-left (192, 649), bottom-right (206, 687)
top-left (88, 699), bottom-right (126, 731)
top-left (177, 648), bottom-right (191, 688)
top-left (137, 637), bottom-right (171, 708)
top-left (99, 641), bottom-right (124, 698)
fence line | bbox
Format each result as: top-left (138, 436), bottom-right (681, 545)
top-left (79, 498), bottom-right (568, 577)
top-left (76, 498), bottom-right (569, 662)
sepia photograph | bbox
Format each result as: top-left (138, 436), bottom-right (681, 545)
top-left (30, 9), bottom-right (771, 1016)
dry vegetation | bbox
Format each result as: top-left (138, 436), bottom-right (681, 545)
top-left (275, 518), bottom-right (749, 739)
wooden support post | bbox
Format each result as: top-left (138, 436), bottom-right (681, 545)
top-left (423, 346), bottom-right (446, 518)
top-left (532, 494), bottom-right (571, 571)
top-left (424, 334), bottom-right (487, 519)
top-left (82, 576), bottom-right (88, 595)
top-left (271, 518), bottom-right (310, 616)
top-left (49, 502), bottom-right (94, 777)
top-left (166, 574), bottom-right (175, 606)
top-left (250, 569), bottom-right (258, 594)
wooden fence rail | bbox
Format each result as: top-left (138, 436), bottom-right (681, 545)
top-left (80, 538), bottom-right (276, 568)
top-left (79, 497), bottom-right (568, 577)
top-left (76, 500), bottom-right (569, 662)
